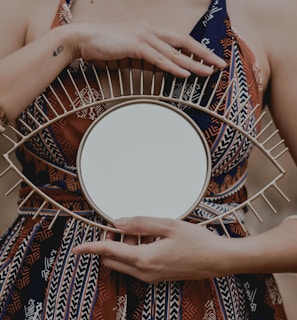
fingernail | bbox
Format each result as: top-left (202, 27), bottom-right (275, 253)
top-left (218, 59), bottom-right (227, 68)
top-left (114, 218), bottom-right (127, 227)
top-left (183, 70), bottom-right (191, 77)
top-left (72, 247), bottom-right (79, 254)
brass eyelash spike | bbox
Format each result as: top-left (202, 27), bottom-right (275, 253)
top-left (0, 59), bottom-right (290, 241)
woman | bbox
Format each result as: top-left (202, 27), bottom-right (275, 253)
top-left (1, 0), bottom-right (297, 318)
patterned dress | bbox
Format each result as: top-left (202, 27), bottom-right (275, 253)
top-left (0, 0), bottom-right (288, 319)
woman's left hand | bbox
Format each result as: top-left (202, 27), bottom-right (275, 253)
top-left (73, 216), bottom-right (237, 283)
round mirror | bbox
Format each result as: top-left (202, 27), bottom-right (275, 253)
top-left (77, 101), bottom-right (211, 222)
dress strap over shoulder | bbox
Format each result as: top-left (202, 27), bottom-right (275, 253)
top-left (190, 0), bottom-right (229, 60)
top-left (51, 0), bottom-right (75, 28)
top-left (210, 0), bottom-right (227, 9)
top-left (66, 0), bottom-right (76, 6)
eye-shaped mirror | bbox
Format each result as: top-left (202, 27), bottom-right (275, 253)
top-left (77, 101), bottom-right (211, 222)
top-left (0, 60), bottom-right (289, 235)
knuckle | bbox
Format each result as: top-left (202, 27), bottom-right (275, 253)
top-left (100, 245), bottom-right (113, 257)
top-left (141, 274), bottom-right (157, 284)
top-left (175, 35), bottom-right (191, 49)
top-left (136, 265), bottom-right (156, 283)
top-left (101, 256), bottom-right (109, 266)
top-left (133, 49), bottom-right (144, 60)
top-left (171, 47), bottom-right (182, 59)
top-left (178, 37), bottom-right (189, 48)
top-left (154, 53), bottom-right (166, 64)
top-left (135, 255), bottom-right (155, 273)
top-left (135, 20), bottom-right (151, 39)
top-left (130, 216), bottom-right (146, 230)
top-left (164, 218), bottom-right (178, 230)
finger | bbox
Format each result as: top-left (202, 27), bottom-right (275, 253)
top-left (173, 35), bottom-right (226, 69)
top-left (102, 257), bottom-right (143, 279)
top-left (122, 234), bottom-right (139, 245)
top-left (72, 240), bottom-right (152, 281)
top-left (100, 222), bottom-right (118, 241)
top-left (143, 38), bottom-right (215, 77)
top-left (72, 240), bottom-right (140, 266)
top-left (101, 256), bottom-right (162, 283)
top-left (122, 234), bottom-right (156, 244)
top-left (141, 235), bottom-right (156, 244)
top-left (152, 29), bottom-right (226, 69)
top-left (137, 43), bottom-right (192, 78)
top-left (114, 216), bottom-right (179, 236)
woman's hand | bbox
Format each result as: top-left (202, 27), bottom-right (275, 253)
top-left (71, 20), bottom-right (226, 78)
top-left (73, 216), bottom-right (237, 283)
top-left (0, 18), bottom-right (226, 120)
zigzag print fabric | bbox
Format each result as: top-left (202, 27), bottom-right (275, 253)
top-left (0, 0), bottom-right (287, 319)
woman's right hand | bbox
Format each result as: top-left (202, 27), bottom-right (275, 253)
top-left (0, 19), bottom-right (226, 121)
top-left (70, 20), bottom-right (226, 78)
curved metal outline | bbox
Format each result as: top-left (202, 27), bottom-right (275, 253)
top-left (0, 60), bottom-right (289, 237)
top-left (76, 99), bottom-right (212, 223)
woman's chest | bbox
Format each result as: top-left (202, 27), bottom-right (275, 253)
top-left (70, 0), bottom-right (209, 35)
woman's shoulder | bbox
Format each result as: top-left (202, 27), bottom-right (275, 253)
top-left (25, 0), bottom-right (61, 43)
top-left (230, 0), bottom-right (297, 35)
top-left (0, 0), bottom-right (31, 56)
top-left (244, 0), bottom-right (297, 32)
top-left (250, 0), bottom-right (297, 60)
top-left (228, 0), bottom-right (297, 94)
top-left (236, 0), bottom-right (297, 65)
top-left (0, 0), bottom-right (61, 54)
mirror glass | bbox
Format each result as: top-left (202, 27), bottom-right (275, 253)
top-left (77, 101), bottom-right (211, 222)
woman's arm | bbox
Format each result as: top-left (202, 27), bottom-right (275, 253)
top-left (0, 25), bottom-right (74, 121)
top-left (0, 0), bottom-right (226, 121)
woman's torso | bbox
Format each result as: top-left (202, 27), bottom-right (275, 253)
top-left (14, 0), bottom-right (265, 220)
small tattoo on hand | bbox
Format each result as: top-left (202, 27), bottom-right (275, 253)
top-left (53, 45), bottom-right (64, 57)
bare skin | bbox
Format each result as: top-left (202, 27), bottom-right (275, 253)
top-left (1, 0), bottom-right (297, 282)
top-left (0, 0), bottom-right (225, 119)
top-left (74, 217), bottom-right (297, 283)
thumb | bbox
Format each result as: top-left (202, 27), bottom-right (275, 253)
top-left (114, 216), bottom-right (178, 236)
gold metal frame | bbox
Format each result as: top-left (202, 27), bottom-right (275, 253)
top-left (76, 99), bottom-right (212, 222)
top-left (0, 60), bottom-right (289, 239)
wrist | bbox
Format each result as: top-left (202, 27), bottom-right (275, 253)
top-left (205, 234), bottom-right (266, 277)
top-left (193, 231), bottom-right (251, 279)
top-left (224, 219), bottom-right (297, 275)
top-left (211, 236), bottom-right (254, 277)
top-left (222, 236), bottom-right (263, 275)
top-left (61, 22), bottom-right (95, 61)
top-left (51, 24), bottom-right (80, 62)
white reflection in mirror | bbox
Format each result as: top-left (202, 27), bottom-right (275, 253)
top-left (77, 101), bottom-right (211, 222)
